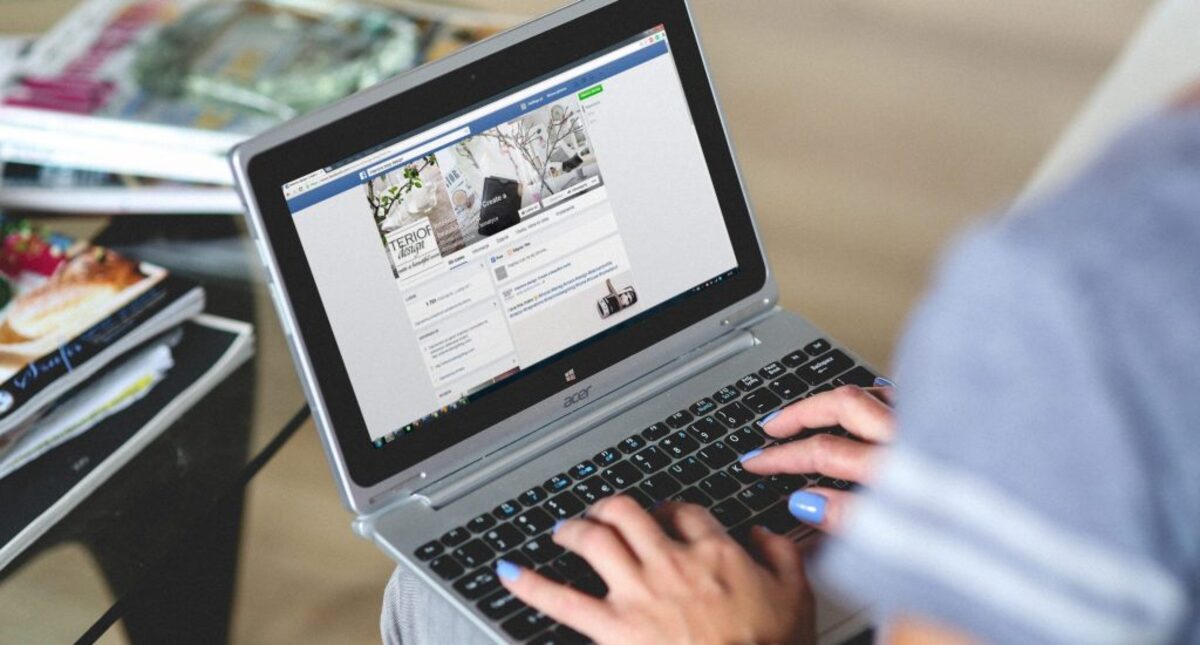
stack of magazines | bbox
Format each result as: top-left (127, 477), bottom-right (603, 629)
top-left (0, 0), bottom-right (517, 214)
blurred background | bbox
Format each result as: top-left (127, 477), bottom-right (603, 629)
top-left (0, 0), bottom-right (1153, 642)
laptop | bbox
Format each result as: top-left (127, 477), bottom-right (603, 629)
top-left (231, 0), bottom-right (875, 641)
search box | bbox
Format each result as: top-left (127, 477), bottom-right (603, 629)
top-left (367, 127), bottom-right (470, 177)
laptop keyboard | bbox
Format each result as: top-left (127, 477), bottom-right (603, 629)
top-left (411, 340), bottom-right (876, 644)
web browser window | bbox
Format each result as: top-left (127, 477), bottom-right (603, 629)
top-left (283, 27), bottom-right (739, 445)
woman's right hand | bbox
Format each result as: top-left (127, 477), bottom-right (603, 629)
top-left (740, 384), bottom-right (896, 532)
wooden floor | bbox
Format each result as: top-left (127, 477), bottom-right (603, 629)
top-left (0, 0), bottom-right (1151, 642)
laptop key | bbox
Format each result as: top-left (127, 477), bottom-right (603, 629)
top-left (520, 486), bottom-right (548, 506)
top-left (537, 563), bottom-right (567, 584)
top-left (544, 625), bottom-right (590, 645)
top-left (573, 575), bottom-right (608, 598)
top-left (617, 434), bottom-right (645, 454)
top-left (735, 373), bottom-right (764, 392)
top-left (570, 460), bottom-right (598, 480)
top-left (502, 550), bottom-right (535, 570)
top-left (834, 366), bottom-right (877, 388)
top-left (780, 349), bottom-right (809, 368)
top-left (699, 471), bottom-right (739, 500)
top-left (453, 539), bottom-right (494, 568)
top-left (668, 456), bottom-right (707, 485)
top-left (522, 534), bottom-right (564, 564)
top-left (467, 513), bottom-right (496, 533)
top-left (502, 608), bottom-right (554, 640)
top-left (631, 445), bottom-right (670, 474)
top-left (478, 589), bottom-right (526, 620)
top-left (640, 471), bottom-right (682, 500)
top-left (429, 555), bottom-right (464, 581)
top-left (544, 474), bottom-right (573, 494)
top-left (711, 498), bottom-right (752, 527)
top-left (768, 373), bottom-right (808, 401)
top-left (493, 499), bottom-right (523, 520)
top-left (715, 402), bottom-right (754, 428)
top-left (689, 397), bottom-right (717, 416)
top-left (601, 461), bottom-right (643, 489)
top-left (545, 491), bottom-right (585, 520)
top-left (641, 422), bottom-right (669, 441)
top-left (804, 338), bottom-right (832, 356)
top-left (713, 385), bottom-right (741, 404)
top-left (515, 508), bottom-right (556, 536)
top-left (797, 350), bottom-right (855, 387)
top-left (593, 448), bottom-right (622, 467)
top-left (482, 524), bottom-right (524, 552)
top-left (573, 477), bottom-right (615, 505)
top-left (665, 410), bottom-right (693, 429)
top-left (743, 388), bottom-right (782, 415)
top-left (697, 441), bottom-right (737, 469)
top-left (415, 540), bottom-right (443, 560)
top-left (660, 431), bottom-right (699, 459)
top-left (626, 487), bottom-right (655, 508)
top-left (454, 567), bottom-right (500, 599)
top-left (758, 361), bottom-right (787, 380)
top-left (725, 427), bottom-right (765, 454)
top-left (686, 416), bottom-right (725, 444)
top-left (727, 461), bottom-right (760, 485)
top-left (672, 486), bottom-right (713, 506)
top-left (737, 481), bottom-right (778, 511)
top-left (766, 474), bottom-right (805, 496)
top-left (440, 527), bottom-right (471, 547)
top-left (551, 552), bottom-right (594, 581)
top-left (756, 502), bottom-right (809, 536)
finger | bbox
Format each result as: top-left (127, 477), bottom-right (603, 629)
top-left (741, 433), bottom-right (880, 483)
top-left (586, 495), bottom-right (674, 565)
top-left (553, 517), bottom-right (642, 585)
top-left (498, 559), bottom-right (612, 637)
top-left (749, 526), bottom-right (806, 589)
top-left (787, 487), bottom-right (856, 533)
top-left (761, 385), bottom-right (896, 443)
top-left (864, 385), bottom-right (895, 406)
top-left (653, 501), bottom-right (725, 543)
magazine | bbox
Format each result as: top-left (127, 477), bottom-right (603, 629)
top-left (0, 314), bottom-right (254, 570)
top-left (0, 215), bottom-right (205, 445)
top-left (0, 161), bottom-right (241, 214)
top-left (0, 0), bottom-right (518, 185)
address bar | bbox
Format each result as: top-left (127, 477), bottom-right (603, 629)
top-left (366, 126), bottom-right (471, 177)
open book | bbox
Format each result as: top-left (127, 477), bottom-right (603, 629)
top-left (0, 215), bottom-right (204, 447)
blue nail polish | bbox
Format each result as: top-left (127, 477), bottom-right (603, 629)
top-left (739, 448), bottom-right (764, 463)
top-left (552, 520), bottom-right (565, 534)
top-left (759, 410), bottom-right (782, 426)
top-left (788, 490), bottom-right (827, 524)
top-left (873, 376), bottom-right (896, 388)
top-left (496, 559), bottom-right (521, 582)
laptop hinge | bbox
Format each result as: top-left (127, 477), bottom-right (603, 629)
top-left (416, 324), bottom-right (763, 509)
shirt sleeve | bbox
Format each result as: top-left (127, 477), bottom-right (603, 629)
top-left (813, 111), bottom-right (1200, 644)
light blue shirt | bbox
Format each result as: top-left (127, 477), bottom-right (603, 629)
top-left (817, 109), bottom-right (1200, 643)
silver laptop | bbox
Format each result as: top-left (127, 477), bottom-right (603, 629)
top-left (232, 0), bottom-right (875, 641)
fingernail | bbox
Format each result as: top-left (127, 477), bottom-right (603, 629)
top-left (739, 448), bottom-right (764, 463)
top-left (552, 520), bottom-right (565, 534)
top-left (759, 410), bottom-right (782, 426)
top-left (788, 490), bottom-right (827, 524)
top-left (873, 376), bottom-right (896, 388)
top-left (496, 559), bottom-right (521, 582)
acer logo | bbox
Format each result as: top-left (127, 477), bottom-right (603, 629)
top-left (563, 386), bottom-right (592, 409)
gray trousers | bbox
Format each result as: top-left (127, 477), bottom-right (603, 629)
top-left (381, 564), bottom-right (495, 645)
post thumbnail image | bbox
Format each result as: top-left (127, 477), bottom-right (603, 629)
top-left (367, 94), bottom-right (603, 280)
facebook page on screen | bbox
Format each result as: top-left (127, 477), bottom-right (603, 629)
top-left (283, 27), bottom-right (739, 445)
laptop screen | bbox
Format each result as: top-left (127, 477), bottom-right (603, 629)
top-left (280, 26), bottom-right (738, 449)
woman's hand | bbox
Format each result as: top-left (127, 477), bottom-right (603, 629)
top-left (741, 384), bottom-right (896, 532)
top-left (499, 495), bottom-right (815, 645)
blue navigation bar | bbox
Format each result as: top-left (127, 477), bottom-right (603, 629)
top-left (286, 39), bottom-right (669, 213)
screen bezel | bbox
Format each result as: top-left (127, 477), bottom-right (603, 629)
top-left (243, 0), bottom-right (768, 487)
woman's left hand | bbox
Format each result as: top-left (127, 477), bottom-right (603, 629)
top-left (498, 495), bottom-right (815, 645)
